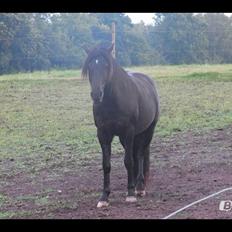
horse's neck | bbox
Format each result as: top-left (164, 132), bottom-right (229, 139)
top-left (107, 63), bottom-right (132, 100)
top-left (111, 63), bottom-right (129, 87)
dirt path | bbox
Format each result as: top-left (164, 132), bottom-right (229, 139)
top-left (1, 126), bottom-right (232, 219)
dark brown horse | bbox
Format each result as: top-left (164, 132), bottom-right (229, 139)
top-left (82, 43), bottom-right (159, 208)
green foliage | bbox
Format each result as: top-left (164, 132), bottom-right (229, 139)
top-left (149, 13), bottom-right (209, 64)
top-left (197, 13), bottom-right (232, 63)
top-left (1, 13), bottom-right (232, 74)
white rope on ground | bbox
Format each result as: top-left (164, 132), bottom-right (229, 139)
top-left (162, 187), bottom-right (232, 219)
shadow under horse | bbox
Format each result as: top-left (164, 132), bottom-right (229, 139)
top-left (82, 43), bottom-right (160, 208)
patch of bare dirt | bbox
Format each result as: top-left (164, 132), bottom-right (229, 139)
top-left (1, 126), bottom-right (232, 219)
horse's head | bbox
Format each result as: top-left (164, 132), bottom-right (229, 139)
top-left (82, 43), bottom-right (114, 104)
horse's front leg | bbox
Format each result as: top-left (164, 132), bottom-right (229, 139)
top-left (123, 127), bottom-right (137, 203)
top-left (97, 129), bottom-right (113, 208)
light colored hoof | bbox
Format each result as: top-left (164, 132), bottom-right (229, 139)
top-left (135, 190), bottom-right (146, 197)
top-left (125, 196), bottom-right (137, 202)
top-left (97, 201), bottom-right (109, 208)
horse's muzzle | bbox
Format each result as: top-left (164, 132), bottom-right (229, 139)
top-left (91, 90), bottom-right (104, 103)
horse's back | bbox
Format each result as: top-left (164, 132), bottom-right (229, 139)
top-left (126, 71), bottom-right (159, 134)
top-left (128, 71), bottom-right (155, 86)
top-left (127, 71), bottom-right (159, 105)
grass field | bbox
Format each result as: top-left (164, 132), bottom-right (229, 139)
top-left (1, 64), bottom-right (232, 218)
top-left (1, 64), bottom-right (232, 159)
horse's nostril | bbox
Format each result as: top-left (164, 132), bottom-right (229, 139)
top-left (91, 91), bottom-right (103, 103)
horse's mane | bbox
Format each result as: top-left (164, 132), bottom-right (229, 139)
top-left (82, 44), bottom-right (114, 79)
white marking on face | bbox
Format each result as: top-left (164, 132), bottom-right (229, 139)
top-left (95, 59), bottom-right (99, 64)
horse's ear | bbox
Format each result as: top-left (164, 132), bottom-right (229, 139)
top-left (108, 43), bottom-right (114, 53)
top-left (82, 45), bottom-right (91, 54)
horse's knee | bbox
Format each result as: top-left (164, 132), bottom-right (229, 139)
top-left (103, 163), bottom-right (111, 173)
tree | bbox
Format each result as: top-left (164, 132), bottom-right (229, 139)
top-left (1, 13), bottom-right (232, 74)
top-left (197, 13), bottom-right (232, 63)
top-left (125, 22), bottom-right (164, 66)
top-left (92, 13), bottom-right (133, 66)
top-left (149, 13), bottom-right (209, 64)
top-left (0, 13), bottom-right (23, 73)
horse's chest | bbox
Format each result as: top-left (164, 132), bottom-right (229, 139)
top-left (94, 107), bottom-right (129, 135)
top-left (102, 120), bottom-right (126, 135)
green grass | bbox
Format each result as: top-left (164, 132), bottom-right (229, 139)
top-left (1, 64), bottom-right (232, 163)
top-left (0, 69), bottom-right (82, 80)
top-left (1, 64), bottom-right (232, 218)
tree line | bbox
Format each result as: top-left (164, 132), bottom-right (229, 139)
top-left (0, 13), bottom-right (232, 74)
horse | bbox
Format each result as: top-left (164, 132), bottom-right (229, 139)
top-left (82, 43), bottom-right (160, 208)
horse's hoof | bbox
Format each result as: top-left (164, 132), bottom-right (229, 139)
top-left (135, 190), bottom-right (146, 197)
top-left (97, 201), bottom-right (109, 208)
top-left (125, 196), bottom-right (137, 203)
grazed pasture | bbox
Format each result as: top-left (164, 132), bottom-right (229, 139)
top-left (1, 64), bottom-right (232, 218)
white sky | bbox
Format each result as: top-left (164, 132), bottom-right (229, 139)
top-left (126, 13), bottom-right (232, 25)
top-left (126, 13), bottom-right (155, 25)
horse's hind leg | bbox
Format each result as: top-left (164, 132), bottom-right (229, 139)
top-left (120, 135), bottom-right (138, 181)
top-left (135, 146), bottom-right (146, 197)
top-left (132, 134), bottom-right (146, 196)
top-left (132, 141), bottom-right (139, 184)
top-left (135, 120), bottom-right (156, 197)
top-left (120, 132), bottom-right (137, 203)
top-left (143, 145), bottom-right (150, 188)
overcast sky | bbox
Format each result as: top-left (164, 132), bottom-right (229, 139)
top-left (126, 13), bottom-right (232, 25)
top-left (126, 13), bottom-right (155, 25)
